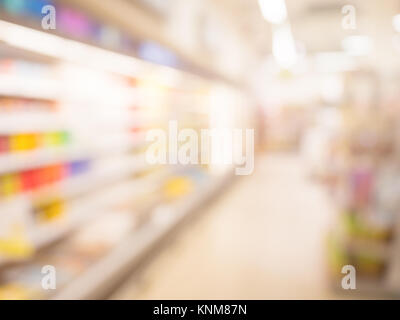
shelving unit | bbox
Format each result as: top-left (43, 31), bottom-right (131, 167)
top-left (323, 70), bottom-right (400, 297)
top-left (0, 12), bottom-right (250, 299)
top-left (52, 169), bottom-right (233, 300)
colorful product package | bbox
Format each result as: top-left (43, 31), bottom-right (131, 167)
top-left (0, 174), bottom-right (20, 197)
top-left (0, 136), bottom-right (9, 153)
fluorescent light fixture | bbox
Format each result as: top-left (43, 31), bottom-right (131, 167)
top-left (272, 24), bottom-right (297, 69)
top-left (342, 35), bottom-right (372, 56)
top-left (393, 14), bottom-right (400, 32)
top-left (258, 0), bottom-right (287, 24)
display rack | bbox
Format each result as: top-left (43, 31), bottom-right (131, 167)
top-left (0, 16), bottom-right (249, 299)
top-left (52, 169), bottom-right (233, 300)
top-left (324, 70), bottom-right (400, 297)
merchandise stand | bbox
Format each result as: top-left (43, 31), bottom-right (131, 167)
top-left (0, 18), bottom-right (250, 299)
top-left (53, 169), bottom-right (234, 300)
top-left (325, 70), bottom-right (400, 297)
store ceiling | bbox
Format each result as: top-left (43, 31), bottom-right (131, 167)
top-left (216, 0), bottom-right (400, 56)
top-left (210, 0), bottom-right (272, 56)
top-left (62, 0), bottom-right (400, 76)
top-left (287, 0), bottom-right (400, 53)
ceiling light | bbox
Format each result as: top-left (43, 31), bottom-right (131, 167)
top-left (258, 0), bottom-right (287, 24)
top-left (272, 24), bottom-right (297, 69)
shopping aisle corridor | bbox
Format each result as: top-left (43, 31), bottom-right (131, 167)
top-left (113, 153), bottom-right (338, 299)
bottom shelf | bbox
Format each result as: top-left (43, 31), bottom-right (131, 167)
top-left (51, 169), bottom-right (234, 300)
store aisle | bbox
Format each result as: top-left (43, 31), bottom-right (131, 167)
top-left (112, 153), bottom-right (338, 299)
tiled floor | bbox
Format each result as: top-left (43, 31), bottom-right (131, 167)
top-left (112, 153), bottom-right (340, 299)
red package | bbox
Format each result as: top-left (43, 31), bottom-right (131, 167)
top-left (21, 169), bottom-right (41, 191)
top-left (48, 165), bottom-right (65, 183)
top-left (0, 136), bottom-right (9, 153)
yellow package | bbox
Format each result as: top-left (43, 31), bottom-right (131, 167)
top-left (0, 284), bottom-right (32, 300)
top-left (41, 132), bottom-right (60, 147)
top-left (0, 174), bottom-right (20, 198)
top-left (37, 200), bottom-right (65, 223)
top-left (164, 177), bottom-right (193, 200)
top-left (10, 134), bottom-right (27, 152)
top-left (25, 134), bottom-right (38, 151)
top-left (0, 225), bottom-right (34, 259)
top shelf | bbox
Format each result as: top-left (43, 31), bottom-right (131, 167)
top-left (0, 20), bottom-right (216, 89)
top-left (0, 74), bottom-right (59, 101)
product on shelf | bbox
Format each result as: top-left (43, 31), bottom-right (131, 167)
top-left (33, 198), bottom-right (66, 223)
top-left (163, 176), bottom-right (194, 200)
top-left (0, 159), bottom-right (91, 199)
top-left (0, 203), bottom-right (34, 261)
top-left (323, 71), bottom-right (400, 292)
top-left (0, 12), bottom-right (251, 301)
top-left (0, 131), bottom-right (70, 154)
top-left (0, 283), bottom-right (39, 300)
top-left (0, 229), bottom-right (34, 261)
top-left (327, 233), bottom-right (387, 279)
top-left (0, 210), bottom-right (137, 300)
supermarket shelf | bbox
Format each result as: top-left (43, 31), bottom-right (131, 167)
top-left (0, 168), bottom-right (168, 267)
top-left (0, 154), bottom-right (150, 218)
top-left (0, 20), bottom-right (146, 78)
top-left (0, 112), bottom-right (152, 134)
top-left (0, 135), bottom-right (146, 175)
top-left (34, 154), bottom-right (146, 200)
top-left (0, 147), bottom-right (89, 175)
top-left (32, 169), bottom-right (166, 248)
top-left (52, 169), bottom-right (234, 300)
top-left (0, 113), bottom-right (64, 134)
top-left (0, 19), bottom-right (239, 89)
top-left (0, 74), bottom-right (59, 101)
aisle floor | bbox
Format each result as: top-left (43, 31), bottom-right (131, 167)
top-left (112, 153), bottom-right (341, 299)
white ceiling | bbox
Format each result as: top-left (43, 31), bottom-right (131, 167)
top-left (214, 0), bottom-right (400, 56)
top-left (62, 0), bottom-right (400, 76)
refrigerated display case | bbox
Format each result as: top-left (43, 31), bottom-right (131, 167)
top-left (0, 3), bottom-right (252, 299)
